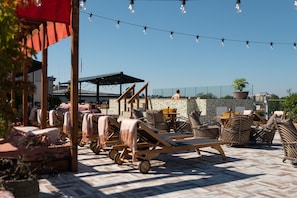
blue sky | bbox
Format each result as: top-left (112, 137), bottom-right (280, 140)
top-left (36, 0), bottom-right (297, 97)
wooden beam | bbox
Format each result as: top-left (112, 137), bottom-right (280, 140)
top-left (41, 22), bottom-right (48, 129)
top-left (70, 0), bottom-right (79, 172)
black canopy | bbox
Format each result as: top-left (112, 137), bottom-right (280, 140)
top-left (75, 72), bottom-right (145, 103)
top-left (78, 71), bottom-right (144, 85)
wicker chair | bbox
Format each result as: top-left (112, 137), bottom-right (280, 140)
top-left (145, 110), bottom-right (170, 132)
top-left (275, 118), bottom-right (297, 165)
top-left (250, 114), bottom-right (277, 145)
top-left (221, 115), bottom-right (253, 146)
top-left (188, 110), bottom-right (220, 139)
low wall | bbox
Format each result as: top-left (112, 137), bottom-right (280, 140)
top-left (108, 98), bottom-right (254, 122)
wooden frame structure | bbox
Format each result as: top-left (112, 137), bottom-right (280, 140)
top-left (17, 0), bottom-right (79, 171)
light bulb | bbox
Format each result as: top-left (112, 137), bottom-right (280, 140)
top-left (170, 32), bottom-right (174, 39)
top-left (116, 20), bottom-right (120, 29)
top-left (180, 0), bottom-right (186, 14)
top-left (295, 1), bottom-right (297, 9)
top-left (195, 35), bottom-right (199, 44)
top-left (270, 42), bottom-right (273, 50)
top-left (80, 0), bottom-right (86, 10)
top-left (221, 38), bottom-right (225, 46)
top-left (34, 0), bottom-right (42, 7)
top-left (246, 41), bottom-right (249, 48)
top-left (128, 0), bottom-right (135, 13)
top-left (235, 0), bottom-right (241, 13)
top-left (22, 0), bottom-right (28, 6)
top-left (143, 26), bottom-right (147, 35)
top-left (294, 43), bottom-right (296, 50)
top-left (88, 13), bottom-right (93, 22)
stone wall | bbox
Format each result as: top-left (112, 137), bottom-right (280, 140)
top-left (108, 98), bottom-right (253, 122)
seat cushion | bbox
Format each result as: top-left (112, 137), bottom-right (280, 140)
top-left (133, 109), bottom-right (144, 120)
top-left (188, 110), bottom-right (202, 127)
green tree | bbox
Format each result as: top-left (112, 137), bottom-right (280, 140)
top-left (221, 95), bottom-right (233, 99)
top-left (196, 93), bottom-right (218, 99)
top-left (281, 92), bottom-right (297, 122)
top-left (0, 0), bottom-right (36, 137)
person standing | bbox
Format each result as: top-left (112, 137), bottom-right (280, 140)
top-left (171, 89), bottom-right (181, 99)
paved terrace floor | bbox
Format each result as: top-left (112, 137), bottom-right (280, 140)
top-left (39, 132), bottom-right (297, 198)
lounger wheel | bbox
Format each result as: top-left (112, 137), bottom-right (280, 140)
top-left (90, 142), bottom-right (100, 155)
top-left (108, 149), bottom-right (118, 160)
top-left (114, 153), bottom-right (123, 165)
top-left (139, 160), bottom-right (151, 174)
top-left (77, 136), bottom-right (85, 147)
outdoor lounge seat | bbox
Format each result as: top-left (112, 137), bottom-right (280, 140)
top-left (274, 118), bottom-right (297, 166)
top-left (89, 116), bottom-right (121, 158)
top-left (113, 119), bottom-right (228, 173)
top-left (250, 114), bottom-right (277, 145)
top-left (221, 115), bottom-right (253, 146)
top-left (145, 110), bottom-right (170, 132)
top-left (188, 110), bottom-right (220, 139)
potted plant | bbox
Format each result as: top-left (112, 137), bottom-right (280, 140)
top-left (232, 78), bottom-right (249, 99)
top-left (0, 157), bottom-right (39, 198)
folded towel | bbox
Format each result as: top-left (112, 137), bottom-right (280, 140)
top-left (49, 110), bottom-right (56, 126)
top-left (120, 119), bottom-right (140, 162)
top-left (63, 112), bottom-right (71, 133)
top-left (97, 116), bottom-right (110, 147)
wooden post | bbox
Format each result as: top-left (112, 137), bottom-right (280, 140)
top-left (70, 0), bottom-right (79, 172)
top-left (22, 52), bottom-right (28, 126)
top-left (41, 23), bottom-right (48, 129)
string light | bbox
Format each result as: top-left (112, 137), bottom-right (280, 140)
top-left (80, 11), bottom-right (297, 51)
top-left (195, 35), bottom-right (199, 44)
top-left (170, 31), bottom-right (174, 39)
top-left (80, 0), bottom-right (87, 10)
top-left (34, 0), bottom-right (42, 7)
top-left (129, 0), bottom-right (135, 13)
top-left (88, 13), bottom-right (93, 22)
top-left (116, 20), bottom-right (120, 28)
top-left (180, 0), bottom-right (186, 14)
top-left (143, 26), bottom-right (147, 35)
top-left (235, 0), bottom-right (241, 13)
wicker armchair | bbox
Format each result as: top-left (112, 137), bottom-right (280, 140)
top-left (250, 114), bottom-right (277, 145)
top-left (188, 110), bottom-right (220, 139)
top-left (221, 115), bottom-right (253, 146)
top-left (275, 118), bottom-right (297, 166)
top-left (145, 110), bottom-right (170, 132)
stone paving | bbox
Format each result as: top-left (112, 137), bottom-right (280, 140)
top-left (39, 132), bottom-right (297, 198)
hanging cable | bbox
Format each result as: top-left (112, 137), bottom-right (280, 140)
top-left (80, 11), bottom-right (297, 51)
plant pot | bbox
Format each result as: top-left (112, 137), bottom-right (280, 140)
top-left (233, 91), bottom-right (249, 99)
top-left (2, 177), bottom-right (39, 198)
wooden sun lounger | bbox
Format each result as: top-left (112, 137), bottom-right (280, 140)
top-left (90, 116), bottom-right (121, 159)
top-left (113, 120), bottom-right (228, 173)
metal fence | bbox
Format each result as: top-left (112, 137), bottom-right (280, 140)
top-left (152, 85), bottom-right (254, 98)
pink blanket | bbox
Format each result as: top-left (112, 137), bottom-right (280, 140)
top-left (120, 119), bottom-right (140, 162)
